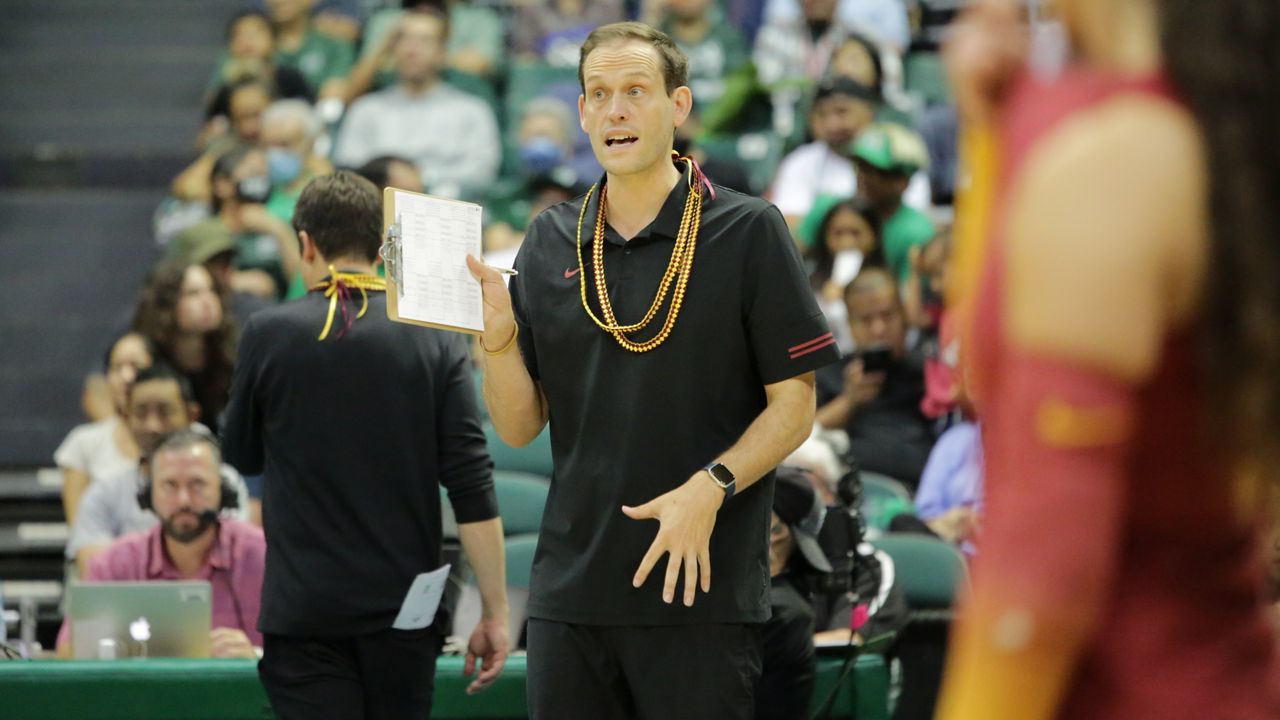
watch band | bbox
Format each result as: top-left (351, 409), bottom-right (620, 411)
top-left (703, 462), bottom-right (736, 500)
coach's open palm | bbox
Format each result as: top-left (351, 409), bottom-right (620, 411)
top-left (623, 473), bottom-right (725, 607)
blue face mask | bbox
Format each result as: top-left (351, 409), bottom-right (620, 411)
top-left (519, 137), bottom-right (564, 175)
top-left (266, 148), bottom-right (303, 186)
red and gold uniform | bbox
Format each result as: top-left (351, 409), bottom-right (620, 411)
top-left (939, 66), bottom-right (1280, 720)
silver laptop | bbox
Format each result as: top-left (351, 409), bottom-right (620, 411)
top-left (68, 581), bottom-right (211, 659)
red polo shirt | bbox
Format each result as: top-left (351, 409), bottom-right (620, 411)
top-left (58, 519), bottom-right (265, 651)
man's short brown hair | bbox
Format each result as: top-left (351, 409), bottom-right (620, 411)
top-left (292, 171), bottom-right (382, 263)
top-left (578, 22), bottom-right (689, 96)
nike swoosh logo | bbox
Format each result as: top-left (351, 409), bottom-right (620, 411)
top-left (564, 267), bottom-right (581, 279)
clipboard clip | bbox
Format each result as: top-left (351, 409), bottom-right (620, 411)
top-left (381, 215), bottom-right (403, 296)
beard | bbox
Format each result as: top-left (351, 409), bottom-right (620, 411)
top-left (161, 508), bottom-right (216, 544)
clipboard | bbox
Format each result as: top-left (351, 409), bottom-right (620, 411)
top-left (380, 186), bottom-right (485, 336)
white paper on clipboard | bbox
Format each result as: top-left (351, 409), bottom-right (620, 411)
top-left (384, 189), bottom-right (485, 334)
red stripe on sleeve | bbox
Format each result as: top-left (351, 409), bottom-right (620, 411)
top-left (789, 337), bottom-right (837, 360)
top-left (788, 332), bottom-right (834, 354)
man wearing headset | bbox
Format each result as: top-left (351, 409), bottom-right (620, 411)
top-left (55, 428), bottom-right (266, 659)
top-left (67, 363), bottom-right (253, 576)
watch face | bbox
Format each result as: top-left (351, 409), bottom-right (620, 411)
top-left (707, 464), bottom-right (734, 487)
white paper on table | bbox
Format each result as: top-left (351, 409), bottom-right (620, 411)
top-left (392, 190), bottom-right (484, 333)
top-left (391, 564), bottom-right (452, 630)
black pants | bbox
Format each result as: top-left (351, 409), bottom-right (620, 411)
top-left (526, 618), bottom-right (763, 720)
top-left (258, 627), bottom-right (442, 720)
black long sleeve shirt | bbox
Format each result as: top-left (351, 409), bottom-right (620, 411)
top-left (222, 289), bottom-right (497, 637)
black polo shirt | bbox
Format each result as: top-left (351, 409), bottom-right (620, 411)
top-left (508, 168), bottom-right (840, 626)
top-left (221, 288), bottom-right (497, 637)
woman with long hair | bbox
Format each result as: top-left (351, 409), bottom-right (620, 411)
top-left (806, 197), bottom-right (884, 354)
top-left (937, 0), bottom-right (1280, 718)
top-left (132, 259), bottom-right (237, 428)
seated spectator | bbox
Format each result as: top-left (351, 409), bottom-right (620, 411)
top-left (170, 79), bottom-right (275, 211)
top-left (848, 122), bottom-right (935, 283)
top-left (659, 0), bottom-right (750, 112)
top-left (807, 197), bottom-right (883, 354)
top-left (357, 0), bottom-right (506, 88)
top-left (260, 99), bottom-right (332, 228)
top-left (333, 8), bottom-right (500, 199)
top-left (792, 122), bottom-right (933, 254)
top-left (768, 77), bottom-right (878, 237)
top-left (753, 0), bottom-right (850, 138)
top-left (905, 420), bottom-right (982, 555)
top-left (906, 232), bottom-right (961, 422)
top-left (132, 260), bottom-right (237, 426)
top-left (166, 217), bottom-right (274, 330)
top-left (57, 429), bottom-right (265, 659)
top-left (265, 0), bottom-right (354, 99)
top-left (826, 32), bottom-right (883, 92)
top-left (355, 154), bottom-right (425, 193)
top-left (203, 11), bottom-right (313, 131)
top-left (757, 470), bottom-right (831, 720)
top-left (55, 333), bottom-right (155, 525)
top-left (515, 96), bottom-right (597, 186)
top-left (816, 268), bottom-right (934, 489)
top-left (763, 0), bottom-right (909, 52)
top-left (171, 145), bottom-right (302, 299)
top-left (67, 365), bottom-right (251, 575)
top-left (510, 0), bottom-right (625, 67)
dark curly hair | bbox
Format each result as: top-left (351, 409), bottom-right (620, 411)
top-left (807, 197), bottom-right (885, 292)
top-left (1161, 0), bottom-right (1280, 494)
top-left (131, 259), bottom-right (237, 425)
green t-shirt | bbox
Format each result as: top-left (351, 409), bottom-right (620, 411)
top-left (799, 194), bottom-right (935, 283)
top-left (276, 29), bottom-right (355, 94)
top-left (881, 205), bottom-right (936, 282)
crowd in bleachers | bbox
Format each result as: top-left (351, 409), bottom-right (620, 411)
top-left (41, 1), bottom-right (1265, 717)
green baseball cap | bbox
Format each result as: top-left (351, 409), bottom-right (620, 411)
top-left (849, 122), bottom-right (929, 176)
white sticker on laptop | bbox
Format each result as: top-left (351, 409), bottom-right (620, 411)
top-left (391, 564), bottom-right (451, 630)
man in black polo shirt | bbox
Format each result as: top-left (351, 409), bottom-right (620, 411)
top-left (466, 22), bottom-right (840, 719)
top-left (222, 172), bottom-right (509, 719)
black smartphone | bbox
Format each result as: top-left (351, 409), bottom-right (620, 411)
top-left (858, 346), bottom-right (893, 373)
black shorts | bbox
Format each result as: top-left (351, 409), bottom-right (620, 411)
top-left (526, 618), bottom-right (763, 720)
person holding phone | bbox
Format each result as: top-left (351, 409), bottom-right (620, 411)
top-left (816, 266), bottom-right (935, 490)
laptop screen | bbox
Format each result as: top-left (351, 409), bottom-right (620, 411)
top-left (68, 581), bottom-right (211, 659)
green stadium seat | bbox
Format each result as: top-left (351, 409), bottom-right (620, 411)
top-left (493, 470), bottom-right (550, 536)
top-left (870, 533), bottom-right (968, 614)
top-left (859, 471), bottom-right (914, 530)
top-left (503, 532), bottom-right (540, 589)
top-left (483, 421), bottom-right (554, 477)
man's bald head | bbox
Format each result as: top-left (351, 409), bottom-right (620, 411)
top-left (844, 267), bottom-right (906, 356)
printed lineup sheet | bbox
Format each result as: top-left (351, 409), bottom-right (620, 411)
top-left (387, 189), bottom-right (485, 334)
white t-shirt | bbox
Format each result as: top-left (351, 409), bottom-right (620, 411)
top-left (53, 417), bottom-right (136, 483)
top-left (768, 141), bottom-right (932, 220)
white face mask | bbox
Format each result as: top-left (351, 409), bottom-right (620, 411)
top-left (831, 249), bottom-right (864, 287)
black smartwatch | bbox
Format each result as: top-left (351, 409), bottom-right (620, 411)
top-left (703, 462), bottom-right (736, 500)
